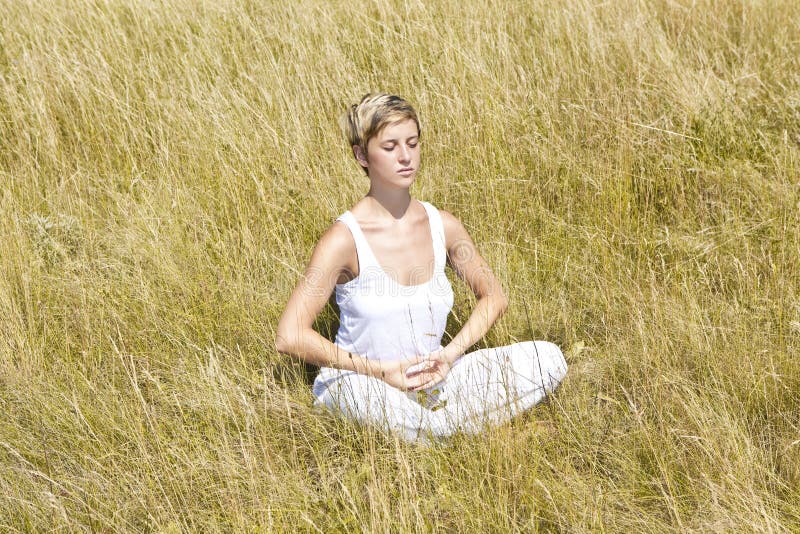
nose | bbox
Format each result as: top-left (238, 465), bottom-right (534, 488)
top-left (398, 144), bottom-right (411, 164)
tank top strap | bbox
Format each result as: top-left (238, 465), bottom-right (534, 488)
top-left (420, 201), bottom-right (447, 271)
top-left (335, 211), bottom-right (380, 272)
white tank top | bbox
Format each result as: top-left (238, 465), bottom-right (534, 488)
top-left (330, 200), bottom-right (454, 364)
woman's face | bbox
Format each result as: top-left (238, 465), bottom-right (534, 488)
top-left (356, 119), bottom-right (420, 187)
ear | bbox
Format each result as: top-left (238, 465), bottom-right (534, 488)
top-left (353, 145), bottom-right (368, 168)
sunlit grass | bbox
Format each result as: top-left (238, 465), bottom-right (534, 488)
top-left (1, 0), bottom-right (799, 530)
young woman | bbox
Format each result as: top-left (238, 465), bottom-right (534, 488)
top-left (275, 93), bottom-right (567, 442)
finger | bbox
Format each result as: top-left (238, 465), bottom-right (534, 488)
top-left (422, 370), bottom-right (447, 390)
top-left (410, 373), bottom-right (444, 392)
top-left (407, 373), bottom-right (434, 391)
top-left (405, 360), bottom-right (435, 377)
top-left (415, 365), bottom-right (442, 378)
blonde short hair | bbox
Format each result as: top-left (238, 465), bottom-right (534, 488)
top-left (343, 93), bottom-right (420, 173)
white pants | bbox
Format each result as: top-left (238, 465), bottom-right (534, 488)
top-left (312, 341), bottom-right (567, 442)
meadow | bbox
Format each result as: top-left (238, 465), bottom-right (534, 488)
top-left (1, 0), bottom-right (799, 530)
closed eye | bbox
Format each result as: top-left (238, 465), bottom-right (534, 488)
top-left (381, 139), bottom-right (419, 151)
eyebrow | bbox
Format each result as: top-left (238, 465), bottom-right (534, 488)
top-left (381, 135), bottom-right (419, 143)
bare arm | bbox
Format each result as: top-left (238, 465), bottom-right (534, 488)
top-left (275, 223), bottom-right (374, 374)
top-left (439, 210), bottom-right (509, 364)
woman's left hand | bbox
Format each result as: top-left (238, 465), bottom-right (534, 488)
top-left (405, 350), bottom-right (452, 392)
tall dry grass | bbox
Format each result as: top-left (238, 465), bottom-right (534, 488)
top-left (1, 0), bottom-right (799, 531)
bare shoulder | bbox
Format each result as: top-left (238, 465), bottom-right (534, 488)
top-left (310, 220), bottom-right (358, 280)
top-left (316, 219), bottom-right (353, 250)
top-left (437, 208), bottom-right (471, 246)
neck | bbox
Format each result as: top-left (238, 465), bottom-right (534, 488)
top-left (365, 183), bottom-right (412, 219)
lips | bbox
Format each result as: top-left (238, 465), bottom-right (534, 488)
top-left (398, 168), bottom-right (415, 174)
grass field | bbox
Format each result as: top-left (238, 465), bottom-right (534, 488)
top-left (1, 0), bottom-right (799, 531)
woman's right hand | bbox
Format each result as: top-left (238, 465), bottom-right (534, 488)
top-left (371, 358), bottom-right (433, 391)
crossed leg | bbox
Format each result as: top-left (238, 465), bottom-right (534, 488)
top-left (313, 341), bottom-right (568, 442)
top-left (429, 341), bottom-right (568, 436)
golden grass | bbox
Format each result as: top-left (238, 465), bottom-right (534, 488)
top-left (1, 0), bottom-right (799, 530)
